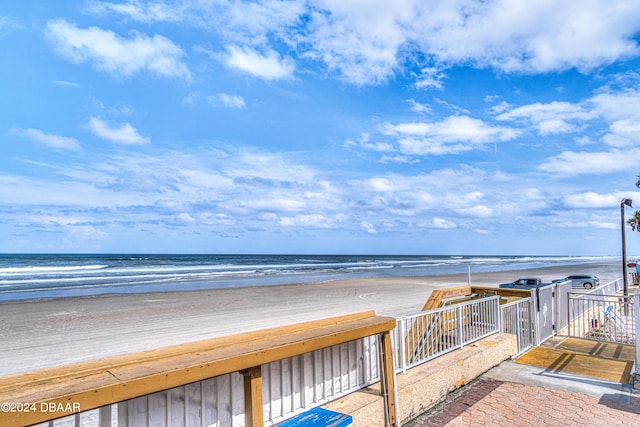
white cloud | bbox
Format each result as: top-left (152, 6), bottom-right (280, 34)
top-left (367, 177), bottom-right (398, 192)
top-left (225, 45), bottom-right (294, 80)
top-left (347, 133), bottom-right (394, 152)
top-left (176, 213), bottom-right (195, 223)
top-left (381, 116), bottom-right (519, 155)
top-left (84, 0), bottom-right (182, 23)
top-left (496, 101), bottom-right (593, 134)
top-left (538, 148), bottom-right (640, 176)
top-left (365, 141), bottom-right (395, 152)
top-left (490, 101), bottom-right (511, 114)
top-left (603, 120), bottom-right (640, 148)
top-left (416, 1), bottom-right (640, 74)
top-left (563, 191), bottom-right (640, 210)
top-left (587, 221), bottom-right (619, 230)
top-left (589, 90), bottom-right (640, 123)
top-left (537, 119), bottom-right (577, 135)
top-left (585, 89), bottom-right (640, 148)
top-left (575, 136), bottom-right (596, 146)
top-left (210, 93), bottom-right (246, 109)
top-left (383, 122), bottom-right (430, 136)
top-left (87, 117), bottom-right (150, 145)
top-left (182, 92), bottom-right (200, 105)
top-left (0, 15), bottom-right (24, 37)
top-left (304, 0), bottom-right (414, 85)
top-left (68, 225), bottom-right (108, 240)
top-left (45, 19), bottom-right (190, 80)
top-left (361, 221), bottom-right (377, 233)
top-left (229, 197), bottom-right (307, 213)
top-left (199, 212), bottom-right (233, 226)
top-left (88, 0), bottom-right (306, 47)
top-left (187, 92), bottom-right (247, 109)
top-left (379, 154), bottom-right (416, 164)
top-left (80, 1), bottom-right (640, 86)
top-left (457, 205), bottom-right (494, 218)
top-left (54, 80), bottom-right (80, 87)
top-left (473, 228), bottom-right (493, 235)
top-left (279, 214), bottom-right (335, 228)
top-left (11, 127), bottom-right (80, 150)
top-left (415, 67), bottom-right (446, 90)
top-left (225, 149), bottom-right (318, 184)
top-left (431, 217), bottom-right (456, 229)
top-left (496, 88), bottom-right (640, 148)
top-left (303, 1), bottom-right (640, 84)
top-left (0, 174), bottom-right (135, 207)
top-left (407, 99), bottom-right (431, 114)
top-left (563, 192), bottom-right (621, 209)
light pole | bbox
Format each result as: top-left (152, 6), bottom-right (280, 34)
top-left (621, 198), bottom-right (633, 297)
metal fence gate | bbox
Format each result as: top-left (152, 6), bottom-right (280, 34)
top-left (534, 284), bottom-right (555, 344)
top-left (500, 297), bottom-right (534, 355)
top-left (554, 280), bottom-right (572, 333)
top-left (528, 281), bottom-right (573, 346)
top-left (568, 293), bottom-right (635, 344)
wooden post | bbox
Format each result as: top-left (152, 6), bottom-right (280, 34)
top-left (242, 366), bottom-right (263, 427)
top-left (0, 311), bottom-right (396, 427)
top-left (380, 331), bottom-right (397, 427)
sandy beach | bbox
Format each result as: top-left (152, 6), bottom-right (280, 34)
top-left (0, 261), bottom-right (622, 376)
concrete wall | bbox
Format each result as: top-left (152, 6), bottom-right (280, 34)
top-left (324, 333), bottom-right (517, 426)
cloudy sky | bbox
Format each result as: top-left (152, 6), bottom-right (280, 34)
top-left (2, 1), bottom-right (640, 255)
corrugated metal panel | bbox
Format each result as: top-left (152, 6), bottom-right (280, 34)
top-left (52, 337), bottom-right (377, 427)
top-left (115, 371), bottom-right (245, 427)
top-left (263, 336), bottom-right (379, 425)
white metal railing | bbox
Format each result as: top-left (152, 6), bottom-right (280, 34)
top-left (585, 278), bottom-right (623, 296)
top-left (393, 296), bottom-right (500, 373)
top-left (33, 295), bottom-right (511, 426)
top-left (568, 291), bottom-right (635, 345)
top-left (499, 297), bottom-right (534, 356)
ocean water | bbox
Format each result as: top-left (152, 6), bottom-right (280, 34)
top-left (0, 254), bottom-right (616, 301)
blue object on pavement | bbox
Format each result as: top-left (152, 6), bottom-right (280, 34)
top-left (276, 407), bottom-right (353, 427)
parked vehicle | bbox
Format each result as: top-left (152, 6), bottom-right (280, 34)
top-left (559, 274), bottom-right (599, 289)
top-left (499, 278), bottom-right (547, 289)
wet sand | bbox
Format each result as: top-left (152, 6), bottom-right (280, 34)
top-left (0, 261), bottom-right (621, 376)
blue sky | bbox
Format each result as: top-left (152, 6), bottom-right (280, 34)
top-left (2, 1), bottom-right (640, 255)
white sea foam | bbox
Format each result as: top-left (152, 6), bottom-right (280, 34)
top-left (0, 254), bottom-right (618, 301)
top-left (0, 265), bottom-right (109, 275)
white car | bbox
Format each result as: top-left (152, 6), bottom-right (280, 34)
top-left (562, 274), bottom-right (599, 289)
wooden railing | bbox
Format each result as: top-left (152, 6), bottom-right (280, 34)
top-left (0, 311), bottom-right (398, 427)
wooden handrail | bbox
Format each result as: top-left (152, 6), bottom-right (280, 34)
top-left (0, 310), bottom-right (397, 427)
top-left (421, 286), bottom-right (471, 310)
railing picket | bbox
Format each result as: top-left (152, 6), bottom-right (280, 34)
top-left (567, 280), bottom-right (635, 345)
top-left (395, 296), bottom-right (502, 371)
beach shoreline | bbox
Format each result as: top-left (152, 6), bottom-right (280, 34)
top-left (1, 260), bottom-right (623, 376)
top-left (0, 254), bottom-right (619, 302)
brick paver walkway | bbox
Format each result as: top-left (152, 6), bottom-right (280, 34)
top-left (405, 378), bottom-right (640, 426)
